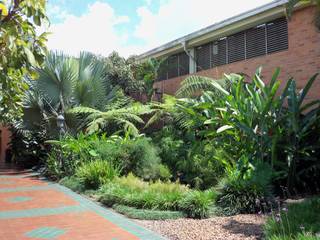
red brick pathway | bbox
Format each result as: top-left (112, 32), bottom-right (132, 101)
top-left (0, 169), bottom-right (165, 240)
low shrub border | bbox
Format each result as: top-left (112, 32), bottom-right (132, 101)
top-left (98, 174), bottom-right (216, 219)
top-left (113, 204), bottom-right (186, 220)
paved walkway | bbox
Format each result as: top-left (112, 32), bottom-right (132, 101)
top-left (0, 169), bottom-right (165, 240)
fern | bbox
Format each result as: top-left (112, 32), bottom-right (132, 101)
top-left (176, 75), bottom-right (228, 97)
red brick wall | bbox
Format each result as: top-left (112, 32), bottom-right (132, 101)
top-left (154, 6), bottom-right (320, 101)
top-left (0, 125), bottom-right (11, 163)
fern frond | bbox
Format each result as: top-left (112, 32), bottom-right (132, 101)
top-left (176, 75), bottom-right (228, 97)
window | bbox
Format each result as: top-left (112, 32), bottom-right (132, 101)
top-left (178, 52), bottom-right (189, 76)
top-left (267, 17), bottom-right (288, 54)
top-left (211, 38), bottom-right (227, 67)
top-left (157, 51), bottom-right (190, 81)
top-left (228, 31), bottom-right (246, 63)
top-left (196, 43), bottom-right (211, 71)
top-left (246, 24), bottom-right (266, 59)
top-left (158, 17), bottom-right (288, 78)
top-left (157, 60), bottom-right (168, 81)
top-left (167, 55), bottom-right (179, 79)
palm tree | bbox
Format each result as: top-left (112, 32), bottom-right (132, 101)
top-left (22, 51), bottom-right (130, 137)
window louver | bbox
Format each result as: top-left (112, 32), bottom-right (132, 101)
top-left (212, 38), bottom-right (227, 67)
top-left (156, 17), bottom-right (288, 81)
top-left (228, 31), bottom-right (246, 63)
top-left (157, 60), bottom-right (168, 81)
top-left (178, 52), bottom-right (189, 76)
top-left (246, 25), bottom-right (266, 59)
top-left (196, 43), bottom-right (211, 72)
top-left (167, 55), bottom-right (179, 79)
top-left (267, 17), bottom-right (288, 54)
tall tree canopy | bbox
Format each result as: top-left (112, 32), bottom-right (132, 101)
top-left (0, 0), bottom-right (48, 122)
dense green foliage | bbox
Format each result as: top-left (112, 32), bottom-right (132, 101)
top-left (113, 204), bottom-right (185, 220)
top-left (46, 133), bottom-right (166, 181)
top-left (215, 162), bottom-right (273, 215)
top-left (98, 174), bottom-right (215, 219)
top-left (76, 160), bottom-right (120, 190)
top-left (0, 0), bottom-right (48, 121)
top-left (59, 176), bottom-right (86, 193)
top-left (23, 51), bottom-right (134, 137)
top-left (264, 197), bottom-right (320, 239)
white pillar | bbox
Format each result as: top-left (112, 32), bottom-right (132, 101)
top-left (189, 48), bottom-right (196, 74)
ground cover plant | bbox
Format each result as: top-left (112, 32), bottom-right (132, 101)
top-left (113, 204), bottom-right (186, 220)
top-left (98, 174), bottom-right (216, 219)
top-left (264, 197), bottom-right (320, 240)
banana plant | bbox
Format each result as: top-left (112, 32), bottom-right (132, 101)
top-left (280, 73), bottom-right (320, 193)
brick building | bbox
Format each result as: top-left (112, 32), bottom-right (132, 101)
top-left (0, 125), bottom-right (11, 164)
top-left (138, 0), bottom-right (320, 101)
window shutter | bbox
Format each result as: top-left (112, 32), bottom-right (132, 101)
top-left (211, 38), bottom-right (227, 67)
top-left (178, 52), bottom-right (189, 76)
top-left (167, 55), bottom-right (179, 79)
top-left (196, 43), bottom-right (211, 72)
top-left (227, 31), bottom-right (246, 63)
top-left (267, 17), bottom-right (288, 54)
top-left (246, 25), bottom-right (266, 59)
top-left (157, 60), bottom-right (168, 81)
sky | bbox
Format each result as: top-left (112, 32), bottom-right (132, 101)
top-left (46, 0), bottom-right (274, 58)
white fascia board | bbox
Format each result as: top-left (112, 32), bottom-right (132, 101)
top-left (137, 0), bottom-right (289, 61)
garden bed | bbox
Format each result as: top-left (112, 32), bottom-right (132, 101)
top-left (137, 214), bottom-right (266, 240)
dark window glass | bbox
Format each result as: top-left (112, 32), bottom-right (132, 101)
top-left (228, 31), bottom-right (246, 63)
top-left (178, 52), bottom-right (189, 76)
top-left (157, 60), bottom-right (168, 81)
top-left (211, 38), bottom-right (227, 67)
top-left (267, 17), bottom-right (288, 54)
top-left (196, 43), bottom-right (211, 72)
top-left (167, 55), bottom-right (179, 79)
top-left (246, 25), bottom-right (267, 59)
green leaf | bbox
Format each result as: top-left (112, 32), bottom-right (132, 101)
top-left (24, 47), bottom-right (37, 67)
top-left (217, 125), bottom-right (234, 133)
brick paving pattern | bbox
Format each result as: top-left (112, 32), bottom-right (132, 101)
top-left (0, 169), bottom-right (165, 240)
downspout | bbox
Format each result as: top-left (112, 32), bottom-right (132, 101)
top-left (181, 41), bottom-right (196, 74)
top-left (181, 41), bottom-right (196, 62)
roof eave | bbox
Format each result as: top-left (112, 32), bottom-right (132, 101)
top-left (137, 0), bottom-right (289, 61)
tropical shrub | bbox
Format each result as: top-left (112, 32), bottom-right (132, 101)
top-left (91, 136), bottom-right (162, 180)
top-left (166, 69), bottom-right (320, 195)
top-left (152, 127), bottom-right (224, 189)
top-left (9, 126), bottom-right (46, 168)
top-left (45, 133), bottom-right (97, 179)
top-left (264, 197), bottom-right (320, 240)
top-left (215, 161), bottom-right (274, 215)
top-left (178, 190), bottom-right (216, 219)
top-left (76, 160), bottom-right (120, 190)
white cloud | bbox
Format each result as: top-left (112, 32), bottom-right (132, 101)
top-left (135, 0), bottom-right (273, 51)
top-left (47, 1), bottom-right (137, 57)
top-left (47, 0), bottom-right (275, 57)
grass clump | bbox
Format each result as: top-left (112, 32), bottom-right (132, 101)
top-left (264, 197), bottom-right (320, 240)
top-left (113, 204), bottom-right (186, 220)
top-left (59, 176), bottom-right (85, 193)
top-left (76, 160), bottom-right (120, 190)
top-left (98, 174), bottom-right (215, 218)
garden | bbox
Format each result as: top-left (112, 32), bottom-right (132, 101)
top-left (1, 1), bottom-right (320, 240)
top-left (7, 51), bottom-right (320, 240)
